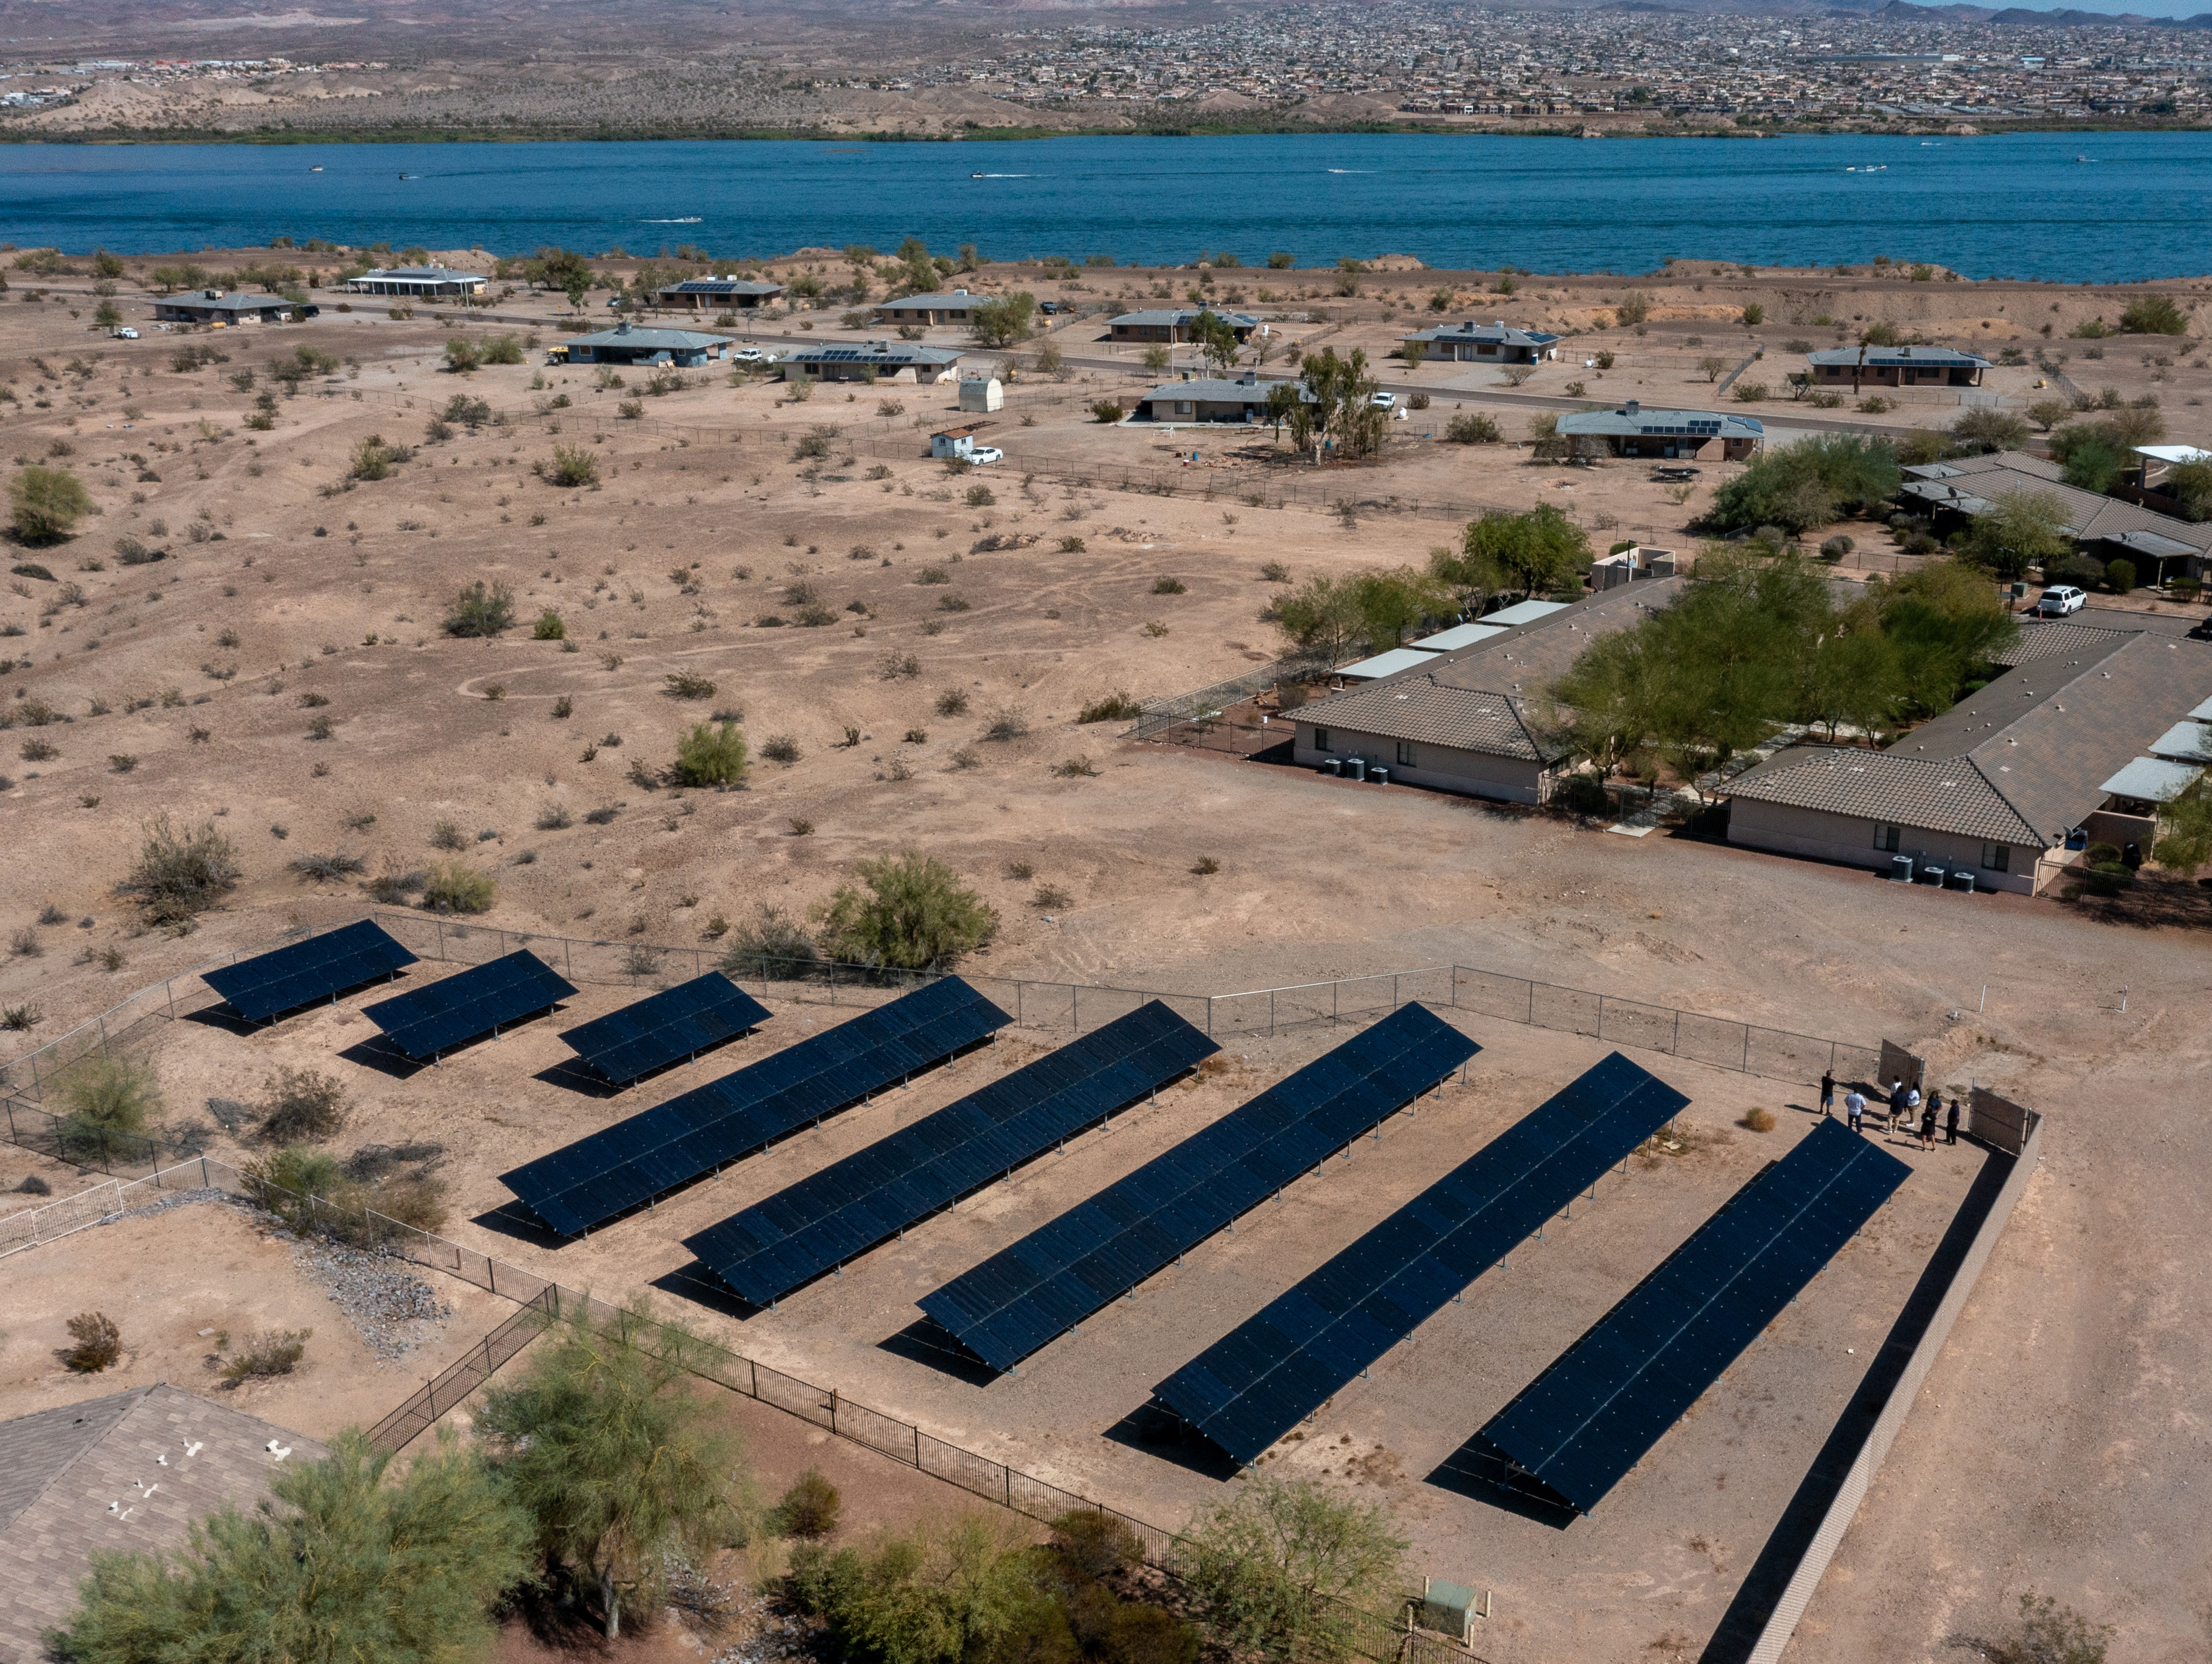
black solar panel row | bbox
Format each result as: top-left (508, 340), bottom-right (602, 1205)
top-left (1152, 1052), bottom-right (1691, 1467)
top-left (918, 1004), bottom-right (1479, 1372)
top-left (203, 919), bottom-right (418, 1023)
top-left (684, 1002), bottom-right (1220, 1308)
top-left (1479, 1117), bottom-right (1910, 1514)
top-left (500, 978), bottom-right (1009, 1238)
top-left (363, 951), bottom-right (579, 1060)
top-left (559, 972), bottom-right (772, 1086)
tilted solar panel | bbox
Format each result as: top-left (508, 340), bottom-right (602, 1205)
top-left (362, 950), bottom-right (579, 1059)
top-left (683, 1002), bottom-right (1219, 1307)
top-left (919, 1004), bottom-right (1480, 1372)
top-left (1478, 1117), bottom-right (1909, 1514)
top-left (203, 919), bottom-right (418, 1023)
top-left (1151, 1052), bottom-right (1690, 1467)
top-left (501, 977), bottom-right (1009, 1238)
top-left (558, 973), bottom-right (772, 1086)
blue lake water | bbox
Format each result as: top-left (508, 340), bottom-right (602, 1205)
top-left (3, 130), bottom-right (2208, 279)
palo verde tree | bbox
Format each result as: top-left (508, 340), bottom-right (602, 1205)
top-left (476, 1294), bottom-right (754, 1639)
top-left (1188, 308), bottom-right (1244, 378)
top-left (1699, 434), bottom-right (1902, 538)
top-left (9, 465), bottom-right (93, 544)
top-left (970, 292), bottom-right (1038, 348)
top-left (1174, 1475), bottom-right (1409, 1664)
top-left (814, 851), bottom-right (998, 971)
top-left (46, 1429), bottom-right (531, 1664)
top-left (1961, 490), bottom-right (2073, 582)
top-left (1455, 502), bottom-right (1592, 601)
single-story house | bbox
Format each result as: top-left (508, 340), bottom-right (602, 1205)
top-left (152, 289), bottom-right (314, 325)
top-left (780, 342), bottom-right (963, 385)
top-left (873, 289), bottom-right (985, 327)
top-left (1108, 308), bottom-right (1260, 344)
top-left (0, 1385), bottom-right (325, 1664)
top-left (1400, 320), bottom-right (1561, 364)
top-left (1290, 579), bottom-right (1686, 804)
top-left (1557, 401), bottom-right (1763, 462)
top-left (930, 422), bottom-right (993, 461)
top-left (1805, 345), bottom-right (1990, 388)
top-left (1723, 620), bottom-right (2212, 893)
top-left (560, 321), bottom-right (729, 367)
top-left (1898, 451), bottom-right (2212, 583)
top-left (1132, 372), bottom-right (1308, 424)
top-left (655, 276), bottom-right (787, 310)
top-left (342, 265), bottom-right (489, 299)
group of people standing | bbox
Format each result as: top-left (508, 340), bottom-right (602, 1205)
top-left (1819, 1070), bottom-right (1959, 1150)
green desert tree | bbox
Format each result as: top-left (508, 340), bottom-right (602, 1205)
top-left (1700, 434), bottom-right (1900, 537)
top-left (9, 464), bottom-right (93, 544)
top-left (2156, 779), bottom-right (2212, 876)
top-left (444, 579), bottom-right (515, 638)
top-left (1458, 502), bottom-right (1592, 600)
top-left (2117, 294), bottom-right (2188, 336)
top-left (1188, 309), bottom-right (1243, 378)
top-left (1270, 575), bottom-right (1366, 664)
top-left (1297, 347), bottom-right (1387, 461)
top-left (54, 1056), bottom-right (161, 1166)
top-left (477, 1295), bottom-right (753, 1639)
top-left (2048, 422), bottom-right (2130, 493)
top-left (1345, 567), bottom-right (1452, 648)
top-left (787, 1511), bottom-right (1043, 1664)
top-left (2166, 457), bottom-right (2212, 522)
top-left (970, 293), bottom-right (1037, 348)
top-left (815, 852), bottom-right (998, 971)
top-left (1950, 407), bottom-right (2031, 455)
top-left (1175, 1475), bottom-right (1409, 1664)
top-left (675, 720), bottom-right (750, 786)
top-left (46, 1428), bottom-right (531, 1664)
top-left (1962, 492), bottom-right (2074, 582)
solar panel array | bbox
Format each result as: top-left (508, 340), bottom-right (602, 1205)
top-left (684, 1002), bottom-right (1219, 1307)
top-left (203, 919), bottom-right (418, 1023)
top-left (558, 972), bottom-right (772, 1085)
top-left (363, 951), bottom-right (579, 1060)
top-left (500, 978), bottom-right (1009, 1238)
top-left (1152, 1052), bottom-right (1691, 1467)
top-left (919, 1004), bottom-right (1480, 1372)
top-left (1479, 1117), bottom-right (1909, 1514)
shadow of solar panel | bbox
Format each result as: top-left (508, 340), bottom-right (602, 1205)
top-left (558, 973), bottom-right (772, 1085)
top-left (500, 978), bottom-right (1009, 1238)
top-left (920, 1004), bottom-right (1480, 1373)
top-left (1151, 1052), bottom-right (1690, 1467)
top-left (1476, 1117), bottom-right (1909, 1516)
top-left (683, 1002), bottom-right (1219, 1307)
top-left (203, 920), bottom-right (419, 1023)
top-left (362, 950), bottom-right (579, 1059)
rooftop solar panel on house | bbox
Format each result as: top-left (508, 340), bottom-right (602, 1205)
top-left (501, 978), bottom-right (1008, 1238)
top-left (558, 973), bottom-right (771, 1086)
top-left (203, 919), bottom-right (418, 1023)
top-left (919, 1004), bottom-right (1479, 1373)
top-left (683, 1002), bottom-right (1219, 1307)
top-left (1476, 1117), bottom-right (1909, 1515)
top-left (1151, 1052), bottom-right (1689, 1467)
top-left (362, 950), bottom-right (578, 1060)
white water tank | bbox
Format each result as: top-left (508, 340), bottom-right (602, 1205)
top-left (959, 377), bottom-right (1003, 413)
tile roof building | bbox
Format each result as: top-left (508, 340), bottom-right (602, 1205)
top-left (1557, 401), bottom-right (1764, 461)
top-left (1724, 619), bottom-right (2212, 892)
top-left (0, 1385), bottom-right (324, 1663)
top-left (1289, 579), bottom-right (1685, 803)
top-left (1898, 451), bottom-right (2212, 580)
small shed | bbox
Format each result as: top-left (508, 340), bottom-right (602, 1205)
top-left (930, 423), bottom-right (993, 461)
top-left (958, 377), bottom-right (1004, 414)
top-left (1589, 545), bottom-right (1679, 592)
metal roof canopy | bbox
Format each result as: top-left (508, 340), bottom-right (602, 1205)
top-left (1481, 599), bottom-right (1572, 628)
top-left (2101, 755), bottom-right (2202, 802)
top-left (1412, 622), bottom-right (1510, 652)
top-left (1337, 647), bottom-right (1443, 680)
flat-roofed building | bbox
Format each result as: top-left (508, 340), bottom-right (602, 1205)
top-left (655, 276), bottom-right (787, 310)
top-left (342, 265), bottom-right (489, 299)
top-left (152, 289), bottom-right (314, 325)
top-left (1108, 308), bottom-right (1260, 344)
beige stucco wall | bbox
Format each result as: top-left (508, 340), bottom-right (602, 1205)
top-left (1725, 797), bottom-right (2036, 895)
top-left (1293, 722), bottom-right (1550, 804)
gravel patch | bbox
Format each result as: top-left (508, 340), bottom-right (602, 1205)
top-left (286, 1238), bottom-right (454, 1361)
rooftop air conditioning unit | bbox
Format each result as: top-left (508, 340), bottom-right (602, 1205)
top-left (1417, 1578), bottom-right (1492, 1644)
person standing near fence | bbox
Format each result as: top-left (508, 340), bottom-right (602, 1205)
top-left (1920, 1095), bottom-right (1938, 1151)
top-left (1819, 1070), bottom-right (1835, 1116)
top-left (1888, 1078), bottom-right (1904, 1131)
top-left (1946, 1094), bottom-right (1961, 1145)
top-left (1844, 1088), bottom-right (1865, 1135)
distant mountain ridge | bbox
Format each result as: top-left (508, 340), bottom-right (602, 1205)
top-left (1875, 0), bottom-right (2212, 21)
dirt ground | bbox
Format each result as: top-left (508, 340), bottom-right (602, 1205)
top-left (2, 260), bottom-right (2210, 1664)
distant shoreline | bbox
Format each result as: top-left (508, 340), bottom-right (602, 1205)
top-left (3, 115), bottom-right (2210, 146)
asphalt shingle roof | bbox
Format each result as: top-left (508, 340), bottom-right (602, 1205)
top-left (1300, 674), bottom-right (1563, 761)
top-left (1902, 452), bottom-right (2212, 557)
top-left (1806, 345), bottom-right (1990, 369)
top-left (1109, 308), bottom-right (1260, 328)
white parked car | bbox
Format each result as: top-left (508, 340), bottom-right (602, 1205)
top-left (2035, 584), bottom-right (2087, 617)
top-left (1369, 391), bottom-right (1397, 409)
top-left (730, 346), bottom-right (775, 364)
top-left (111, 327), bottom-right (139, 339)
top-left (967, 446), bottom-right (1004, 465)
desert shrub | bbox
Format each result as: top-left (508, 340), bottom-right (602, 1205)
top-left (429, 819), bottom-right (468, 852)
top-left (674, 721), bottom-right (749, 787)
top-left (533, 609), bottom-right (566, 640)
top-left (984, 706), bottom-right (1029, 742)
top-left (1091, 401), bottom-right (1126, 423)
top-left (1151, 576), bottom-right (1186, 595)
top-left (1050, 756), bottom-right (1098, 778)
top-left (1192, 856), bottom-right (1222, 875)
top-left (123, 815), bottom-right (240, 923)
top-left (1049, 1509), bottom-right (1143, 1581)
top-left (546, 443), bottom-right (599, 487)
top-left (256, 1066), bottom-right (348, 1144)
top-left (535, 804), bottom-right (573, 830)
top-left (1741, 1107), bottom-right (1777, 1133)
top-left (2118, 294), bottom-right (2187, 336)
top-left (584, 805), bottom-right (619, 825)
top-left (761, 733), bottom-right (801, 763)
top-left (2105, 557), bottom-right (2136, 594)
top-left (444, 580), bottom-right (515, 638)
top-left (663, 669), bottom-right (716, 699)
top-left (349, 435), bottom-right (402, 482)
top-left (718, 903), bottom-right (820, 978)
top-left (915, 565), bottom-right (951, 586)
top-left (935, 688), bottom-right (970, 717)
top-left (8, 464), bottom-right (91, 543)
top-left (1445, 411), bottom-right (1500, 445)
top-left (878, 651), bottom-right (922, 680)
top-left (1176, 1475), bottom-right (1409, 1664)
top-left (220, 1327), bottom-right (313, 1383)
top-left (2, 1003), bottom-right (41, 1031)
top-left (420, 859), bottom-right (496, 914)
top-left (55, 1055), bottom-right (161, 1164)
top-left (64, 1312), bottom-right (123, 1373)
top-left (816, 852), bottom-right (997, 971)
top-left (1733, 381), bottom-right (1769, 403)
top-left (1078, 691), bottom-right (1141, 724)
top-left (1819, 535), bottom-right (1855, 559)
top-left (246, 1145), bottom-right (450, 1246)
top-left (773, 1469), bottom-right (842, 1540)
top-left (966, 484), bottom-right (997, 508)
